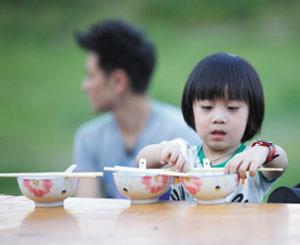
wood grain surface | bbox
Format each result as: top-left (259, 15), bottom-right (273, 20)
top-left (0, 195), bottom-right (299, 244)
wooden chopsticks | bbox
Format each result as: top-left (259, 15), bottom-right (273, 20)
top-left (0, 172), bottom-right (104, 178)
top-left (189, 167), bottom-right (283, 172)
top-left (104, 166), bottom-right (189, 177)
top-left (104, 165), bottom-right (283, 177)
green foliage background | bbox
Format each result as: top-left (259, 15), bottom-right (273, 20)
top-left (0, 0), bottom-right (299, 201)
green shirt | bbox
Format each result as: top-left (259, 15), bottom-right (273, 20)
top-left (197, 144), bottom-right (247, 168)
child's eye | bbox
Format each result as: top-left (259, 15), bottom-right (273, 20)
top-left (201, 106), bottom-right (213, 110)
top-left (228, 106), bottom-right (239, 111)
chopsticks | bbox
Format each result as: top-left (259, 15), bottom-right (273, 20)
top-left (104, 165), bottom-right (283, 177)
top-left (189, 167), bottom-right (284, 172)
top-left (0, 172), bottom-right (104, 178)
top-left (104, 166), bottom-right (189, 177)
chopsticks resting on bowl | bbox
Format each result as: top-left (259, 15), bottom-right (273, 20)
top-left (0, 172), bottom-right (104, 178)
top-left (189, 167), bottom-right (284, 172)
top-left (104, 165), bottom-right (283, 177)
top-left (104, 166), bottom-right (189, 177)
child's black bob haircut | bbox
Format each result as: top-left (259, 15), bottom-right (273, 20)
top-left (182, 52), bottom-right (264, 143)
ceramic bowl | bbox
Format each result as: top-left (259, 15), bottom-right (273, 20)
top-left (180, 172), bottom-right (240, 204)
top-left (17, 177), bottom-right (78, 207)
top-left (113, 172), bottom-right (172, 203)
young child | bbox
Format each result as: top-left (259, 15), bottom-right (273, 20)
top-left (136, 52), bottom-right (288, 203)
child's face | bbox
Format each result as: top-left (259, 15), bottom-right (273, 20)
top-left (193, 99), bottom-right (249, 153)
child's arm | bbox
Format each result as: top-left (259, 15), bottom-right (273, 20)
top-left (136, 141), bottom-right (189, 172)
top-left (224, 144), bottom-right (288, 180)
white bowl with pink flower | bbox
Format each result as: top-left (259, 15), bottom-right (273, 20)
top-left (17, 176), bottom-right (78, 207)
top-left (113, 172), bottom-right (172, 204)
top-left (180, 172), bottom-right (240, 204)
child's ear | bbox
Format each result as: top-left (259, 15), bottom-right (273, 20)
top-left (110, 69), bottom-right (130, 95)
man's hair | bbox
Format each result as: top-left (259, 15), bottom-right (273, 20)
top-left (181, 52), bottom-right (265, 143)
top-left (75, 19), bottom-right (156, 93)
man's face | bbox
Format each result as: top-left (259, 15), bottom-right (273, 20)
top-left (81, 52), bottom-right (115, 112)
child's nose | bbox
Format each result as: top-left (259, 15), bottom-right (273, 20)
top-left (212, 110), bottom-right (227, 124)
top-left (213, 117), bottom-right (226, 124)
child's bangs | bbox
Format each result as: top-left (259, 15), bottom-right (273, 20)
top-left (192, 69), bottom-right (249, 103)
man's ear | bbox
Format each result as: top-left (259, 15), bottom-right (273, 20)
top-left (110, 69), bottom-right (130, 95)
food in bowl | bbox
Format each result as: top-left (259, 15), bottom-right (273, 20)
top-left (17, 176), bottom-right (78, 207)
top-left (113, 172), bottom-right (172, 203)
top-left (180, 172), bottom-right (240, 204)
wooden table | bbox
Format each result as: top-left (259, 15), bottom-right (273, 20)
top-left (0, 195), bottom-right (299, 244)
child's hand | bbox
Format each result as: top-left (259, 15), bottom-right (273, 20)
top-left (160, 142), bottom-right (189, 172)
top-left (224, 145), bottom-right (269, 179)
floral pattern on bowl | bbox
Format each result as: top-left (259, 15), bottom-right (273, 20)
top-left (142, 175), bottom-right (169, 194)
top-left (18, 177), bottom-right (78, 207)
top-left (23, 179), bottom-right (53, 197)
top-left (113, 172), bottom-right (172, 204)
top-left (180, 176), bottom-right (203, 195)
top-left (180, 172), bottom-right (240, 204)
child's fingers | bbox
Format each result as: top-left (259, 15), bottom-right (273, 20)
top-left (228, 158), bottom-right (242, 175)
top-left (238, 160), bottom-right (251, 179)
top-left (181, 161), bottom-right (190, 173)
top-left (168, 150), bottom-right (179, 165)
top-left (160, 143), bottom-right (181, 165)
top-left (225, 155), bottom-right (239, 174)
top-left (175, 161), bottom-right (183, 172)
top-left (175, 155), bottom-right (187, 172)
top-left (160, 149), bottom-right (171, 165)
top-left (249, 161), bottom-right (260, 177)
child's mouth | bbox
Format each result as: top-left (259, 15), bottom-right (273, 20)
top-left (211, 130), bottom-right (226, 135)
top-left (211, 130), bottom-right (226, 140)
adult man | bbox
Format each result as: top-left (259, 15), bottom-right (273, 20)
top-left (74, 19), bottom-right (200, 198)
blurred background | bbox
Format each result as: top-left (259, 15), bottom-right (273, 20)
top-left (0, 0), bottom-right (299, 201)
